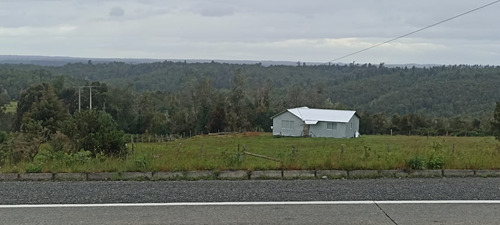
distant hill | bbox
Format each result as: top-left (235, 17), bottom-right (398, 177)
top-left (0, 55), bottom-right (164, 66)
top-left (0, 55), bottom-right (314, 67)
top-left (1, 56), bottom-right (499, 119)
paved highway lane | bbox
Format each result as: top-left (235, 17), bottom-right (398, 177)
top-left (1, 202), bottom-right (500, 225)
top-left (0, 203), bottom-right (391, 225)
top-left (1, 178), bottom-right (500, 224)
top-left (1, 178), bottom-right (500, 204)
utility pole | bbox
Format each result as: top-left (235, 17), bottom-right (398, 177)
top-left (78, 86), bottom-right (82, 111)
top-left (77, 86), bottom-right (96, 111)
top-left (89, 86), bottom-right (93, 110)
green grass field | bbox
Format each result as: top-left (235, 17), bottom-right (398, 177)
top-left (2, 133), bottom-right (500, 173)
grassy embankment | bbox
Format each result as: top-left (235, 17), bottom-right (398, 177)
top-left (1, 132), bottom-right (499, 173)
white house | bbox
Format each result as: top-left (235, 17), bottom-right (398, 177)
top-left (271, 106), bottom-right (360, 138)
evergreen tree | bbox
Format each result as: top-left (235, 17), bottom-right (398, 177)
top-left (136, 93), bottom-right (155, 133)
top-left (14, 83), bottom-right (69, 137)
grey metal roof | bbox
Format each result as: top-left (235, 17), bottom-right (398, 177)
top-left (287, 107), bottom-right (357, 124)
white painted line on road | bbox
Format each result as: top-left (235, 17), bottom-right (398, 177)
top-left (375, 200), bottom-right (500, 204)
top-left (0, 201), bottom-right (371, 208)
top-left (1, 200), bottom-right (500, 208)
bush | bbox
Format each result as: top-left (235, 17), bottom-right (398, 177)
top-left (4, 132), bottom-right (44, 163)
top-left (62, 110), bottom-right (126, 157)
top-left (221, 150), bottom-right (244, 167)
top-left (26, 164), bottom-right (43, 173)
top-left (134, 155), bottom-right (152, 170)
top-left (32, 147), bottom-right (92, 168)
top-left (33, 147), bottom-right (63, 164)
top-left (427, 155), bottom-right (445, 169)
top-left (406, 154), bottom-right (444, 170)
top-left (0, 147), bottom-right (6, 165)
top-left (0, 131), bottom-right (9, 165)
top-left (71, 150), bottom-right (92, 164)
top-left (49, 132), bottom-right (74, 153)
top-left (0, 130), bottom-right (7, 143)
top-left (406, 155), bottom-right (425, 170)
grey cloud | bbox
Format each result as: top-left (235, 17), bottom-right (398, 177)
top-left (1, 0), bottom-right (499, 65)
top-left (199, 7), bottom-right (233, 17)
top-left (109, 7), bottom-right (125, 17)
top-left (191, 3), bottom-right (235, 17)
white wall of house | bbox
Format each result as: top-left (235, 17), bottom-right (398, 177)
top-left (310, 121), bottom-right (344, 138)
top-left (272, 111), bottom-right (304, 137)
top-left (343, 115), bottom-right (360, 138)
top-left (272, 111), bottom-right (360, 138)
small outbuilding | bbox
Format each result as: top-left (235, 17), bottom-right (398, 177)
top-left (271, 106), bottom-right (360, 138)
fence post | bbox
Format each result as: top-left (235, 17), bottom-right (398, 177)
top-left (242, 144), bottom-right (246, 161)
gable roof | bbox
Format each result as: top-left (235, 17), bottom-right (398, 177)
top-left (273, 106), bottom-right (358, 124)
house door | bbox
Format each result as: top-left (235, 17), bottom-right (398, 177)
top-left (303, 124), bottom-right (310, 137)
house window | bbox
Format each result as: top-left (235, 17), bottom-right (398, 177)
top-left (281, 120), bottom-right (294, 129)
top-left (327, 122), bottom-right (336, 130)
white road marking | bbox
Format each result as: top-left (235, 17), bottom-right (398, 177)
top-left (1, 200), bottom-right (500, 208)
top-left (376, 200), bottom-right (500, 204)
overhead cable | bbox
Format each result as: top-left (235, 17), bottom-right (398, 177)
top-left (327, 0), bottom-right (500, 63)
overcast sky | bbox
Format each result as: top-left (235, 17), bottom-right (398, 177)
top-left (1, 0), bottom-right (499, 65)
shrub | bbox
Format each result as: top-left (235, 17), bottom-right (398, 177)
top-left (134, 156), bottom-right (152, 170)
top-left (71, 150), bottom-right (92, 164)
top-left (26, 164), bottom-right (43, 173)
top-left (427, 155), bottom-right (445, 169)
top-left (49, 131), bottom-right (74, 153)
top-left (4, 132), bottom-right (44, 163)
top-left (406, 155), bottom-right (425, 170)
top-left (0, 130), bottom-right (7, 143)
top-left (221, 150), bottom-right (244, 167)
top-left (62, 110), bottom-right (126, 157)
top-left (33, 147), bottom-right (62, 164)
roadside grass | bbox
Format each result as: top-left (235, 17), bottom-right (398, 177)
top-left (1, 133), bottom-right (499, 173)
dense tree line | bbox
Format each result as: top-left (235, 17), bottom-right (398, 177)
top-left (2, 62), bottom-right (500, 117)
top-left (1, 62), bottom-right (500, 138)
top-left (1, 80), bottom-right (496, 139)
top-left (50, 62), bottom-right (500, 118)
top-left (359, 112), bottom-right (491, 136)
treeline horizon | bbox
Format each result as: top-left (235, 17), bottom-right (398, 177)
top-left (1, 61), bottom-right (500, 137)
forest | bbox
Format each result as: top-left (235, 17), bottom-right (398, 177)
top-left (1, 61), bottom-right (500, 160)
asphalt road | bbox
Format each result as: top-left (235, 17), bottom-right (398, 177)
top-left (1, 177), bottom-right (500, 204)
top-left (1, 178), bottom-right (500, 224)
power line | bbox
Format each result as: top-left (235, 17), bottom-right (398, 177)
top-left (328, 0), bottom-right (500, 63)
